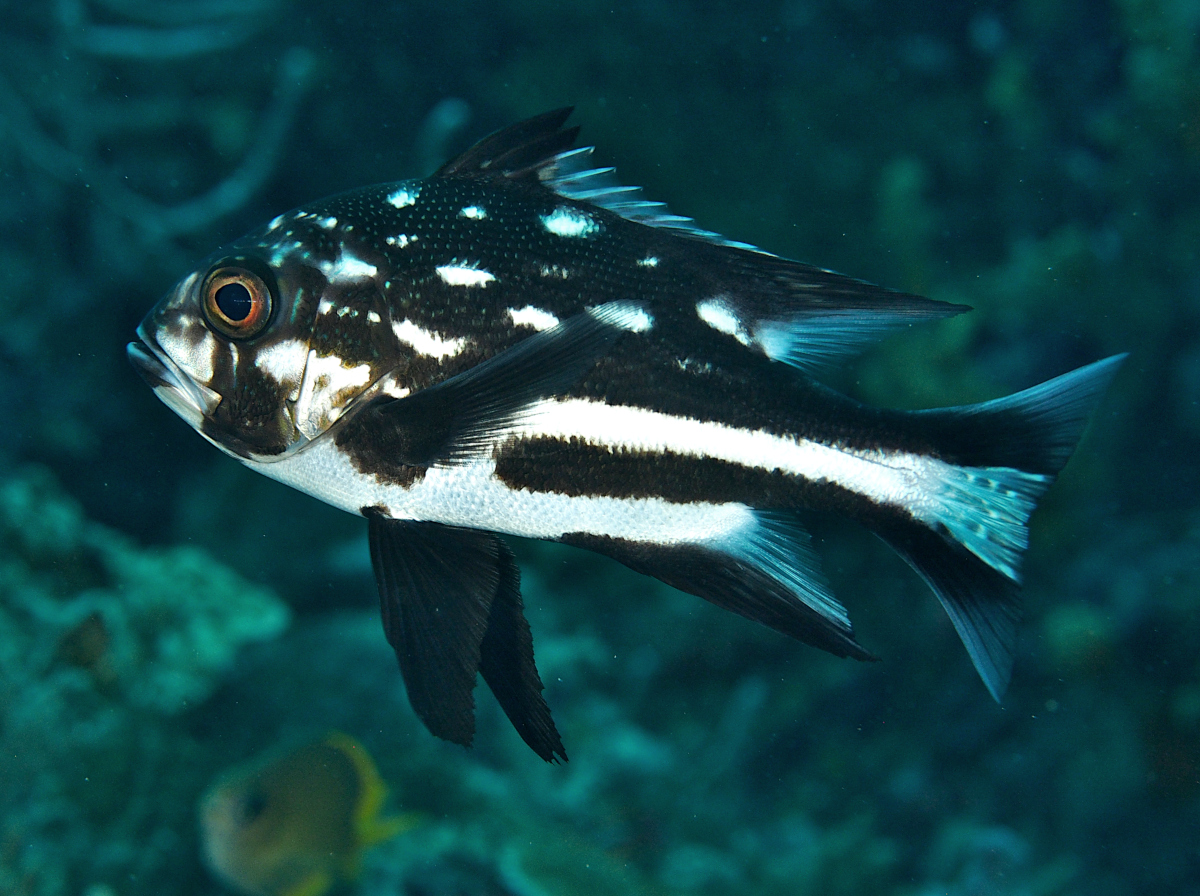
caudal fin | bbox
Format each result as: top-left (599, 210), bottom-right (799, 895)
top-left (879, 354), bottom-right (1126, 700)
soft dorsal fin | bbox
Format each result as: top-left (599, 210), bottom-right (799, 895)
top-left (702, 253), bottom-right (972, 374)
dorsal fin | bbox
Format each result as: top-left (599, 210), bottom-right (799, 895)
top-left (432, 108), bottom-right (767, 251)
top-left (430, 110), bottom-right (969, 370)
top-left (433, 107), bottom-right (579, 181)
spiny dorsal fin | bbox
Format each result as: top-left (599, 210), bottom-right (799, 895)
top-left (433, 107), bottom-right (579, 181)
top-left (432, 108), bottom-right (767, 250)
top-left (537, 142), bottom-right (764, 250)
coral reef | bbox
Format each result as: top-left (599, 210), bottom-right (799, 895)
top-left (0, 466), bottom-right (289, 896)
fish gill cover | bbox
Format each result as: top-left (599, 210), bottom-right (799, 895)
top-left (1, 1), bottom-right (1198, 895)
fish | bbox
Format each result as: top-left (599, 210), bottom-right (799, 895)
top-left (128, 108), bottom-right (1124, 762)
top-left (198, 731), bottom-right (413, 896)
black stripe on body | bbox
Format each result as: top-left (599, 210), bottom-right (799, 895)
top-left (492, 434), bottom-right (908, 528)
top-left (335, 406), bottom-right (427, 488)
top-left (569, 339), bottom-right (947, 458)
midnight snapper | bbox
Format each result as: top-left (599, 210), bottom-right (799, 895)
top-left (129, 109), bottom-right (1123, 762)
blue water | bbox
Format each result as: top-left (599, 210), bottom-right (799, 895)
top-left (2, 1), bottom-right (1197, 894)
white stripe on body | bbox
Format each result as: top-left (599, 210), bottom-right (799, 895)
top-left (247, 393), bottom-right (1042, 579)
top-left (505, 397), bottom-right (1048, 577)
top-left (253, 435), bottom-right (755, 545)
top-left (508, 398), bottom-right (954, 521)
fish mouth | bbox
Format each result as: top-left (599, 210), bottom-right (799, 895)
top-left (128, 326), bottom-right (306, 462)
top-left (127, 325), bottom-right (221, 425)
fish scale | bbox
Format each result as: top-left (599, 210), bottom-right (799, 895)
top-left (129, 108), bottom-right (1124, 762)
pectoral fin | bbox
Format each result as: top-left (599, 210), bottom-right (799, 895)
top-left (367, 515), bottom-right (564, 761)
top-left (367, 302), bottom-right (647, 467)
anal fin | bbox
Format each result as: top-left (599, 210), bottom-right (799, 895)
top-left (566, 510), bottom-right (874, 662)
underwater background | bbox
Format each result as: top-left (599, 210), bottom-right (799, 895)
top-left (2, 0), bottom-right (1198, 894)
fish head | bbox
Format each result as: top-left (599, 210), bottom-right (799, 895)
top-left (198, 732), bottom-right (403, 895)
top-left (128, 216), bottom-right (398, 461)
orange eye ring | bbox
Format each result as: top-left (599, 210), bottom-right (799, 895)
top-left (202, 267), bottom-right (273, 339)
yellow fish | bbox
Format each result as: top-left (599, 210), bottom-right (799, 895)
top-left (199, 732), bottom-right (414, 896)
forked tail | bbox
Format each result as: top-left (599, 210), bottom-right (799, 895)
top-left (876, 354), bottom-right (1126, 699)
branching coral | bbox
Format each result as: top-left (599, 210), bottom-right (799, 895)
top-left (0, 465), bottom-right (290, 896)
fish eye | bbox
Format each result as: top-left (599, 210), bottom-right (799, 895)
top-left (202, 266), bottom-right (273, 339)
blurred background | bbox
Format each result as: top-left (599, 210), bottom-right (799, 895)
top-left (1, 0), bottom-right (1197, 894)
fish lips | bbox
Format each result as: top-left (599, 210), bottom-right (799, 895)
top-left (128, 329), bottom-right (305, 462)
top-left (127, 329), bottom-right (221, 425)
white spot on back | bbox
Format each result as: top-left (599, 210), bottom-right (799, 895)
top-left (386, 234), bottom-right (412, 248)
top-left (637, 255), bottom-right (659, 267)
top-left (508, 306), bottom-right (560, 331)
top-left (317, 216), bottom-right (338, 230)
top-left (319, 252), bottom-right (377, 283)
top-left (592, 302), bottom-right (654, 333)
top-left (268, 214), bottom-right (286, 231)
top-left (367, 311), bottom-right (382, 324)
top-left (696, 297), bottom-right (751, 346)
top-left (387, 185), bottom-right (420, 208)
top-left (392, 319), bottom-right (470, 359)
top-left (754, 322), bottom-right (794, 362)
top-left (459, 205), bottom-right (486, 219)
top-left (539, 264), bottom-right (570, 279)
top-left (436, 263), bottom-right (495, 288)
top-left (380, 380), bottom-right (411, 399)
top-left (624, 308), bottom-right (653, 333)
top-left (540, 206), bottom-right (599, 238)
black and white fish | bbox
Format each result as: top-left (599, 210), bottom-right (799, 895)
top-left (129, 109), bottom-right (1123, 762)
